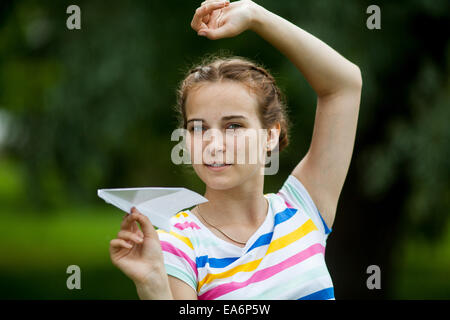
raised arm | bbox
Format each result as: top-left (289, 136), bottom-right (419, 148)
top-left (248, 3), bottom-right (362, 229)
top-left (192, 0), bottom-right (362, 229)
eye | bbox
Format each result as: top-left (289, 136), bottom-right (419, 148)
top-left (189, 125), bottom-right (205, 133)
top-left (227, 123), bottom-right (242, 130)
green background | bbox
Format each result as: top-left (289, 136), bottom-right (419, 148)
top-left (0, 0), bottom-right (449, 299)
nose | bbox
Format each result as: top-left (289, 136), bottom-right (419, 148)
top-left (204, 129), bottom-right (226, 159)
top-left (206, 135), bottom-right (224, 156)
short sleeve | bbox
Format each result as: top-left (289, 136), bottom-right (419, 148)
top-left (277, 175), bottom-right (332, 240)
top-left (156, 221), bottom-right (198, 292)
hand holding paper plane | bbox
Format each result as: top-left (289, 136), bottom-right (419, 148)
top-left (97, 187), bottom-right (208, 231)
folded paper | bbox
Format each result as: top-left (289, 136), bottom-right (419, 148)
top-left (97, 187), bottom-right (208, 231)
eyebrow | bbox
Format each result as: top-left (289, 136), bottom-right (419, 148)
top-left (186, 115), bottom-right (248, 124)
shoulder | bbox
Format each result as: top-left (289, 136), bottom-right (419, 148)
top-left (156, 210), bottom-right (202, 251)
top-left (276, 174), bottom-right (332, 238)
top-left (156, 210), bottom-right (200, 293)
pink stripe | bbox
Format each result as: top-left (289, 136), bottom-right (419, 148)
top-left (174, 221), bottom-right (201, 230)
top-left (284, 200), bottom-right (293, 208)
top-left (198, 243), bottom-right (325, 300)
top-left (160, 241), bottom-right (198, 278)
top-left (277, 192), bottom-right (293, 208)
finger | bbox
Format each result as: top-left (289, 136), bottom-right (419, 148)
top-left (130, 219), bottom-right (144, 239)
top-left (110, 238), bottom-right (133, 250)
top-left (199, 23), bottom-right (233, 40)
top-left (120, 206), bottom-right (142, 230)
top-left (202, 0), bottom-right (225, 6)
top-left (131, 211), bottom-right (158, 240)
top-left (120, 212), bottom-right (136, 231)
top-left (191, 1), bottom-right (229, 31)
top-left (135, 228), bottom-right (144, 239)
top-left (200, 0), bottom-right (217, 19)
top-left (203, 13), bottom-right (210, 24)
top-left (117, 230), bottom-right (144, 244)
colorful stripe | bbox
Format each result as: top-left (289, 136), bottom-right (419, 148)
top-left (198, 258), bottom-right (264, 292)
top-left (165, 264), bottom-right (197, 291)
top-left (198, 243), bottom-right (325, 300)
top-left (318, 210), bottom-right (332, 235)
top-left (284, 183), bottom-right (309, 215)
top-left (159, 176), bottom-right (334, 300)
top-left (247, 265), bottom-right (330, 299)
top-left (274, 207), bottom-right (298, 225)
top-left (199, 207), bottom-right (297, 269)
top-left (197, 218), bottom-right (318, 291)
top-left (196, 207), bottom-right (298, 270)
top-left (174, 221), bottom-right (201, 231)
top-left (298, 287), bottom-right (334, 300)
top-left (175, 211), bottom-right (189, 218)
top-left (283, 177), bottom-right (331, 235)
top-left (157, 229), bottom-right (194, 250)
top-left (266, 219), bottom-right (317, 255)
top-left (246, 207), bottom-right (297, 253)
top-left (196, 256), bottom-right (239, 268)
top-left (246, 232), bottom-right (273, 253)
top-left (190, 235), bottom-right (218, 248)
top-left (277, 192), bottom-right (293, 209)
top-left (160, 240), bottom-right (198, 278)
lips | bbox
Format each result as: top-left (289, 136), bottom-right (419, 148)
top-left (204, 163), bottom-right (232, 171)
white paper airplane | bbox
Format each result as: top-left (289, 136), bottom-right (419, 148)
top-left (97, 187), bottom-right (208, 231)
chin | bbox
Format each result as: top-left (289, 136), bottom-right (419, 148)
top-left (197, 165), bottom-right (237, 190)
top-left (194, 164), bottom-right (259, 190)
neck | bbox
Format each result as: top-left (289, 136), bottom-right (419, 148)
top-left (199, 174), bottom-right (268, 227)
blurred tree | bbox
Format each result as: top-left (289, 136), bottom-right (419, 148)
top-left (0, 0), bottom-right (448, 298)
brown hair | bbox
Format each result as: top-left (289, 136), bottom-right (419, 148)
top-left (174, 52), bottom-right (290, 153)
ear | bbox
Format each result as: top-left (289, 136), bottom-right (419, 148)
top-left (266, 122), bottom-right (281, 152)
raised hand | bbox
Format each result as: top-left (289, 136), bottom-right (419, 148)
top-left (191, 0), bottom-right (257, 40)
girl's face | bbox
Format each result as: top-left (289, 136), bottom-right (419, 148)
top-left (184, 81), bottom-right (276, 190)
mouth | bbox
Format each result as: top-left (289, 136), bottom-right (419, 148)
top-left (204, 163), bottom-right (232, 171)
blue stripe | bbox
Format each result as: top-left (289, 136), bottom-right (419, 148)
top-left (246, 232), bottom-right (273, 253)
top-left (197, 207), bottom-right (298, 268)
top-left (298, 287), bottom-right (335, 300)
top-left (274, 207), bottom-right (297, 225)
top-left (246, 207), bottom-right (298, 254)
top-left (196, 256), bottom-right (239, 268)
top-left (318, 210), bottom-right (332, 235)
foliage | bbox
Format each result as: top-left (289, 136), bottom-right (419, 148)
top-left (0, 0), bottom-right (448, 299)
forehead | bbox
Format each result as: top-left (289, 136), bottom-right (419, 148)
top-left (185, 81), bottom-right (259, 120)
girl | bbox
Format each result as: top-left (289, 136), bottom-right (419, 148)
top-left (109, 0), bottom-right (362, 300)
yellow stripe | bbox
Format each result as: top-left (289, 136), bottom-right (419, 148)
top-left (197, 218), bottom-right (318, 290)
top-left (198, 258), bottom-right (263, 290)
top-left (157, 229), bottom-right (194, 250)
top-left (175, 211), bottom-right (189, 218)
top-left (266, 219), bottom-right (317, 254)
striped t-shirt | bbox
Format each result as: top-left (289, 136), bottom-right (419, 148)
top-left (156, 174), bottom-right (334, 300)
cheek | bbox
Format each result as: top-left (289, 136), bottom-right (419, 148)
top-left (184, 132), bottom-right (203, 164)
top-left (231, 131), bottom-right (265, 165)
